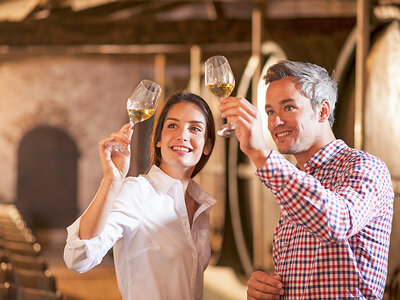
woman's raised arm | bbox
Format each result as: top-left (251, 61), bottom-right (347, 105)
top-left (79, 123), bottom-right (132, 239)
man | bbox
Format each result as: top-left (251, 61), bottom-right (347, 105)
top-left (219, 60), bottom-right (393, 299)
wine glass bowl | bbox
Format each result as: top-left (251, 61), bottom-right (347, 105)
top-left (106, 79), bottom-right (161, 153)
top-left (205, 56), bottom-right (236, 137)
top-left (126, 79), bottom-right (161, 126)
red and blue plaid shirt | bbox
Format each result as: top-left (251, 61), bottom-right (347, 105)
top-left (256, 139), bottom-right (394, 299)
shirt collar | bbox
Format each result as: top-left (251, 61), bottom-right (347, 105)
top-left (187, 179), bottom-right (217, 209)
top-left (304, 139), bottom-right (347, 172)
top-left (143, 165), bottom-right (178, 195)
top-left (142, 165), bottom-right (216, 209)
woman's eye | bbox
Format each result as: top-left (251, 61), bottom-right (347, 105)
top-left (191, 126), bottom-right (202, 132)
top-left (167, 123), bottom-right (177, 128)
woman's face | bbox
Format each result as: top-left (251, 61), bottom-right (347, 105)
top-left (157, 102), bottom-right (210, 178)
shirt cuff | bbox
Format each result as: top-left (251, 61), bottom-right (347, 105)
top-left (255, 150), bottom-right (298, 191)
top-left (64, 217), bottom-right (105, 272)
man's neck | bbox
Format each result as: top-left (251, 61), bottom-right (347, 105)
top-left (295, 130), bottom-right (336, 171)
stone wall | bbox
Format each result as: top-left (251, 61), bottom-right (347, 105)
top-left (0, 54), bottom-right (156, 213)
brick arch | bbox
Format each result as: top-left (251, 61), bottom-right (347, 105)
top-left (17, 126), bottom-right (78, 230)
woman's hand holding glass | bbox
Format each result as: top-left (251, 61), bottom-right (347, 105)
top-left (105, 79), bottom-right (161, 152)
top-left (101, 79), bottom-right (162, 180)
top-left (99, 123), bottom-right (132, 181)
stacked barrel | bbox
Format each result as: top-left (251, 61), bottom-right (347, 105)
top-left (0, 204), bottom-right (64, 300)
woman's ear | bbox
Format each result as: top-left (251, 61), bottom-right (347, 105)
top-left (319, 100), bottom-right (331, 122)
top-left (156, 140), bottom-right (161, 148)
top-left (203, 139), bottom-right (212, 155)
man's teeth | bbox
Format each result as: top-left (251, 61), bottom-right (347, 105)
top-left (172, 146), bottom-right (190, 152)
top-left (276, 131), bottom-right (291, 138)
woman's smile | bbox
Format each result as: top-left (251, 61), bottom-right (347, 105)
top-left (170, 145), bottom-right (192, 153)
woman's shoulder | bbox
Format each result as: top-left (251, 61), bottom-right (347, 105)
top-left (122, 175), bottom-right (153, 191)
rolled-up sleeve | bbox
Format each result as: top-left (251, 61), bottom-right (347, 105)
top-left (63, 216), bottom-right (115, 273)
top-left (63, 178), bottom-right (143, 273)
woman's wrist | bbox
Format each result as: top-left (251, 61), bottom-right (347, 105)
top-left (102, 176), bottom-right (123, 185)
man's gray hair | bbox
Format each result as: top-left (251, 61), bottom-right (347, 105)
top-left (263, 60), bottom-right (338, 127)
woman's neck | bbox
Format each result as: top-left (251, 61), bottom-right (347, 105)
top-left (159, 164), bottom-right (192, 192)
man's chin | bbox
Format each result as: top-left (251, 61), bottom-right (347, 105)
top-left (276, 144), bottom-right (296, 155)
top-left (278, 149), bottom-right (291, 155)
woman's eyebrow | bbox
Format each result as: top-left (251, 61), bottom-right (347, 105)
top-left (166, 117), bottom-right (179, 122)
top-left (166, 117), bottom-right (205, 125)
top-left (189, 120), bottom-right (206, 126)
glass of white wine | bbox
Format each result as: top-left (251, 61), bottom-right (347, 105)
top-left (107, 79), bottom-right (161, 152)
top-left (126, 79), bottom-right (161, 125)
top-left (205, 55), bottom-right (236, 137)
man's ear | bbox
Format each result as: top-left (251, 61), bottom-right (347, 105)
top-left (319, 100), bottom-right (331, 122)
top-left (203, 139), bottom-right (212, 155)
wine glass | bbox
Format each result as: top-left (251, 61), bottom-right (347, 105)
top-left (205, 55), bottom-right (236, 137)
top-left (106, 79), bottom-right (162, 152)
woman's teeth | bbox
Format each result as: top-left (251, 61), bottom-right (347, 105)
top-left (172, 146), bottom-right (190, 152)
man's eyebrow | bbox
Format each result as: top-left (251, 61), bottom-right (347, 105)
top-left (265, 98), bottom-right (295, 109)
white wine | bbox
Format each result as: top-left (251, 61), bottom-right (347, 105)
top-left (207, 83), bottom-right (235, 98)
top-left (127, 108), bottom-right (155, 124)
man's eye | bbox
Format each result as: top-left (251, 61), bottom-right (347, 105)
top-left (285, 106), bottom-right (294, 111)
top-left (266, 110), bottom-right (274, 116)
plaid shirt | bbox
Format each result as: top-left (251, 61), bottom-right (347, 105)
top-left (256, 139), bottom-right (393, 299)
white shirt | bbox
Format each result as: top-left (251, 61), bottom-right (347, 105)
top-left (64, 165), bottom-right (216, 300)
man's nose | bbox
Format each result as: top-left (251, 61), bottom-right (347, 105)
top-left (271, 114), bottom-right (284, 127)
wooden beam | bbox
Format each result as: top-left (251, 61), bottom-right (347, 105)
top-left (155, 53), bottom-right (166, 104)
top-left (251, 4), bottom-right (262, 99)
top-left (354, 0), bottom-right (369, 150)
top-left (189, 45), bottom-right (201, 94)
top-left (0, 19), bottom-right (252, 45)
top-left (0, 43), bottom-right (250, 55)
top-left (251, 2), bottom-right (264, 272)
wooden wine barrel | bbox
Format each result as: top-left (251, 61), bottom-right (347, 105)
top-left (332, 20), bottom-right (400, 282)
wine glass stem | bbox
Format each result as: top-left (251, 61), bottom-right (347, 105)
top-left (128, 122), bottom-right (136, 139)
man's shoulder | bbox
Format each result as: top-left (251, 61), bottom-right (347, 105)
top-left (337, 143), bottom-right (389, 174)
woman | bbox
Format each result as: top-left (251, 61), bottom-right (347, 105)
top-left (64, 92), bottom-right (216, 300)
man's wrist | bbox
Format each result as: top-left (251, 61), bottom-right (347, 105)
top-left (247, 148), bottom-right (272, 169)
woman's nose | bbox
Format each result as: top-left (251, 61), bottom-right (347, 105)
top-left (177, 129), bottom-right (189, 141)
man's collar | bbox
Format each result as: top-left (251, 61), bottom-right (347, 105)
top-left (304, 139), bottom-right (347, 171)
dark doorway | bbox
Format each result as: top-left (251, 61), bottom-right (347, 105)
top-left (17, 126), bottom-right (78, 231)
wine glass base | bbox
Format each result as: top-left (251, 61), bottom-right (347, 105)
top-left (217, 123), bottom-right (237, 137)
top-left (104, 142), bottom-right (128, 154)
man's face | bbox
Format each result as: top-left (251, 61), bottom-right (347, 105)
top-left (265, 76), bottom-right (321, 156)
